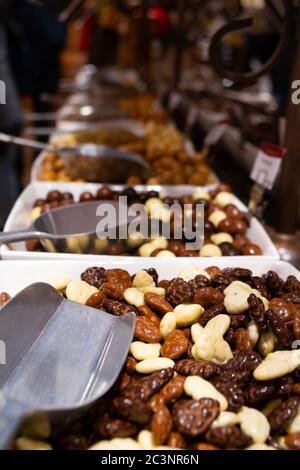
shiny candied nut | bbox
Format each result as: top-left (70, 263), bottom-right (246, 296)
top-left (238, 406), bottom-right (270, 443)
top-left (211, 233), bottom-right (233, 245)
top-left (242, 243), bottom-right (263, 256)
top-left (253, 350), bottom-right (300, 381)
top-left (66, 280), bottom-right (98, 305)
top-left (113, 396), bottom-right (151, 424)
top-left (165, 278), bottom-right (193, 306)
top-left (132, 270), bottom-right (155, 288)
top-left (135, 357), bottom-right (175, 374)
top-left (94, 415), bottom-right (138, 439)
top-left (89, 437), bottom-right (142, 450)
top-left (46, 275), bottom-right (71, 291)
top-left (148, 394), bottom-right (165, 412)
top-left (174, 358), bottom-right (219, 380)
top-left (199, 244), bottom-right (222, 257)
top-left (244, 381), bottom-right (275, 405)
top-left (102, 299), bottom-right (137, 316)
top-left (213, 191), bottom-right (234, 207)
top-left (178, 265), bottom-right (211, 282)
top-left (122, 368), bottom-right (173, 402)
top-left (81, 266), bottom-right (106, 288)
top-left (268, 396), bottom-right (300, 434)
top-left (208, 210), bottom-right (227, 228)
top-left (144, 293), bottom-right (173, 314)
top-left (235, 328), bottom-right (253, 351)
top-left (130, 342), bottom-right (161, 361)
top-left (125, 357), bottom-right (137, 374)
top-left (151, 406), bottom-right (172, 445)
top-left (15, 437), bottom-right (53, 451)
top-left (160, 311), bottom-right (177, 339)
top-left (224, 281), bottom-right (268, 315)
top-left (159, 375), bottom-right (185, 404)
top-left (86, 291), bottom-right (106, 308)
top-left (161, 330), bottom-right (189, 360)
top-left (135, 316), bottom-right (161, 343)
top-left (101, 269), bottom-right (132, 300)
top-left (205, 425), bottom-right (252, 449)
top-left (211, 411), bottom-right (240, 429)
top-left (0, 292), bottom-right (11, 305)
top-left (167, 432), bottom-right (186, 449)
top-left (172, 398), bottom-right (220, 437)
top-left (285, 432), bottom-right (300, 450)
top-left (257, 331), bottom-right (276, 357)
top-left (124, 288), bottom-right (144, 307)
top-left (174, 304), bottom-right (204, 327)
top-left (193, 287), bottom-right (224, 309)
top-left (138, 305), bottom-right (161, 326)
top-left (184, 376), bottom-right (228, 411)
top-left (193, 443), bottom-right (220, 450)
top-left (193, 314), bottom-right (233, 365)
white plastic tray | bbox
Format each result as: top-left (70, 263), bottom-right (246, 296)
top-left (0, 259), bottom-right (297, 297)
top-left (1, 182), bottom-right (279, 261)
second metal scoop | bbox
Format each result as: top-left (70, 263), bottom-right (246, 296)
top-left (0, 133), bottom-right (150, 183)
top-left (0, 282), bottom-right (136, 449)
top-left (0, 200), bottom-right (142, 255)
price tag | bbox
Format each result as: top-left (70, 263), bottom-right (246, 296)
top-left (169, 92), bottom-right (181, 110)
top-left (204, 121), bottom-right (229, 147)
top-left (250, 142), bottom-right (286, 190)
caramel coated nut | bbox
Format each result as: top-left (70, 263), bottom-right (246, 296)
top-left (213, 191), bottom-right (234, 207)
top-left (15, 437), bottom-right (53, 451)
top-left (144, 293), bottom-right (171, 313)
top-left (124, 288), bottom-right (145, 307)
top-left (257, 331), bottom-right (276, 357)
top-left (132, 270), bottom-right (155, 288)
top-left (253, 350), bottom-right (300, 381)
top-left (211, 233), bottom-right (234, 245)
top-left (211, 411), bottom-right (240, 429)
top-left (224, 281), bottom-right (269, 315)
top-left (193, 314), bottom-right (233, 365)
top-left (174, 304), bottom-right (204, 327)
top-left (199, 244), bottom-right (222, 257)
top-left (130, 342), bottom-right (161, 361)
top-left (160, 312), bottom-right (177, 339)
top-left (178, 265), bottom-right (211, 282)
top-left (238, 406), bottom-right (270, 444)
top-left (208, 210), bottom-right (227, 227)
top-left (184, 376), bottom-right (228, 411)
top-left (135, 357), bottom-right (175, 374)
top-left (66, 280), bottom-right (98, 305)
top-left (46, 275), bottom-right (71, 291)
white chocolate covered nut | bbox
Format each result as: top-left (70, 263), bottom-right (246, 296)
top-left (137, 430), bottom-right (156, 449)
top-left (224, 281), bottom-right (269, 315)
top-left (208, 210), bottom-right (227, 227)
top-left (178, 265), bottom-right (211, 282)
top-left (124, 288), bottom-right (145, 307)
top-left (253, 350), bottom-right (300, 381)
top-left (135, 357), bottom-right (175, 374)
top-left (287, 405), bottom-right (300, 433)
top-left (191, 323), bottom-right (204, 343)
top-left (145, 198), bottom-right (171, 222)
top-left (46, 275), bottom-right (71, 291)
top-left (15, 437), bottom-right (52, 451)
top-left (238, 406), bottom-right (270, 443)
top-left (174, 304), bottom-right (204, 327)
top-left (30, 206), bottom-right (42, 222)
top-left (160, 311), bottom-right (177, 339)
top-left (199, 244), bottom-right (222, 257)
top-left (89, 438), bottom-right (142, 450)
top-left (213, 191), bottom-right (233, 207)
top-left (132, 270), bottom-right (155, 288)
top-left (130, 341), bottom-right (161, 361)
top-left (193, 314), bottom-right (233, 365)
top-left (247, 321), bottom-right (260, 347)
top-left (211, 411), bottom-right (240, 429)
top-left (139, 286), bottom-right (165, 296)
top-left (66, 280), bottom-right (98, 305)
top-left (246, 444), bottom-right (276, 451)
top-left (155, 250), bottom-right (176, 258)
top-left (93, 238), bottom-right (109, 253)
top-left (258, 331), bottom-right (276, 357)
top-left (127, 231), bottom-right (144, 248)
top-left (193, 190), bottom-right (211, 201)
top-left (211, 233), bottom-right (233, 245)
top-left (139, 237), bottom-right (168, 257)
top-left (184, 376), bottom-right (228, 411)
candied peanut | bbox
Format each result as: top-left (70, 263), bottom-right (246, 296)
top-left (135, 317), bottom-right (161, 343)
top-left (0, 292), bottom-right (11, 305)
top-left (160, 311), bottom-right (177, 339)
top-left (66, 280), bottom-right (98, 305)
top-left (285, 432), bottom-right (300, 450)
top-left (238, 406), bottom-right (270, 443)
top-left (174, 304), bottom-right (204, 327)
top-left (160, 376), bottom-right (185, 404)
top-left (193, 287), bottom-right (224, 309)
top-left (135, 358), bottom-right (175, 374)
top-left (130, 342), bottom-right (161, 361)
top-left (184, 376), bottom-right (228, 411)
top-left (124, 288), bottom-right (145, 307)
top-left (151, 406), bottom-right (172, 445)
top-left (161, 330), bottom-right (189, 360)
top-left (254, 350), bottom-right (300, 381)
top-left (235, 328), bottom-right (253, 351)
top-left (138, 305), bottom-right (161, 326)
top-left (167, 432), bottom-right (186, 449)
top-left (144, 293), bottom-right (173, 314)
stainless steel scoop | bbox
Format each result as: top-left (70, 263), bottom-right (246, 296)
top-left (0, 282), bottom-right (136, 449)
top-left (0, 201), bottom-right (142, 255)
top-left (0, 133), bottom-right (151, 183)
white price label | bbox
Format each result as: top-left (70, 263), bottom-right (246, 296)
top-left (251, 143), bottom-right (286, 190)
top-left (204, 121), bottom-right (229, 147)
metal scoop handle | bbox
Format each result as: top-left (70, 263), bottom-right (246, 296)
top-left (0, 396), bottom-right (30, 449)
top-left (0, 229), bottom-right (51, 245)
top-left (0, 132), bottom-right (56, 153)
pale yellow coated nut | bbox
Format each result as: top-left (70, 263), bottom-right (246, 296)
top-left (247, 321), bottom-right (260, 347)
top-left (66, 280), bottom-right (98, 305)
top-left (135, 357), bottom-right (175, 374)
top-left (184, 376), bottom-right (228, 411)
top-left (94, 238), bottom-right (109, 253)
top-left (199, 244), bottom-right (222, 257)
top-left (286, 404), bottom-right (300, 433)
top-left (191, 323), bottom-right (204, 343)
top-left (178, 265), bottom-right (211, 282)
top-left (132, 270), bottom-right (155, 288)
top-left (174, 304), bottom-right (204, 327)
top-left (262, 399), bottom-right (282, 417)
top-left (46, 275), bottom-right (71, 291)
top-left (253, 350), bottom-right (300, 381)
top-left (258, 331), bottom-right (276, 357)
top-left (194, 314), bottom-right (233, 365)
top-left (127, 231), bottom-right (144, 248)
top-left (130, 341), bottom-right (161, 361)
top-left (30, 207), bottom-right (42, 222)
top-left (246, 444), bottom-right (276, 451)
top-left (139, 237), bottom-right (167, 257)
top-left (211, 232), bottom-right (233, 245)
top-left (145, 198), bottom-right (171, 222)
top-left (211, 411), bottom-right (240, 429)
top-left (124, 288), bottom-right (145, 307)
top-left (224, 281), bottom-right (269, 315)
top-left (89, 438), bottom-right (142, 450)
top-left (160, 311), bottom-right (177, 339)
top-left (193, 190), bottom-right (211, 201)
top-left (66, 237), bottom-right (81, 254)
top-left (208, 210), bottom-right (227, 227)
top-left (137, 430), bottom-right (155, 449)
top-left (139, 286), bottom-right (165, 296)
top-left (213, 191), bottom-right (233, 207)
top-left (238, 406), bottom-right (270, 443)
top-left (15, 437), bottom-right (52, 451)
top-left (155, 250), bottom-right (176, 258)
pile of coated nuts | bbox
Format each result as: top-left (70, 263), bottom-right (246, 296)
top-left (11, 263), bottom-right (300, 451)
top-left (28, 184), bottom-right (263, 257)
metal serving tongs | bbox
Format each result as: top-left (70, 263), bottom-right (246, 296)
top-left (209, 0), bottom-right (291, 86)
